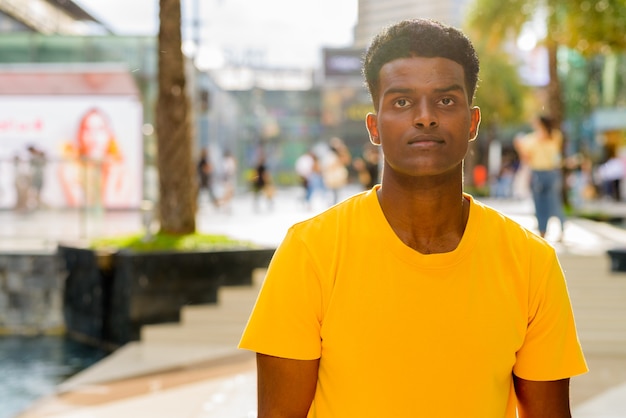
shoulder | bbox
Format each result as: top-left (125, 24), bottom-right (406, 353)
top-left (284, 190), bottom-right (377, 257)
top-left (519, 132), bottom-right (537, 145)
top-left (290, 190), bottom-right (371, 236)
top-left (514, 133), bottom-right (534, 152)
top-left (271, 189), bottom-right (377, 291)
top-left (470, 198), bottom-right (563, 301)
top-left (471, 197), bottom-right (554, 257)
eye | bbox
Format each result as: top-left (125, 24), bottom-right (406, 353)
top-left (439, 97), bottom-right (455, 106)
top-left (394, 98), bottom-right (411, 108)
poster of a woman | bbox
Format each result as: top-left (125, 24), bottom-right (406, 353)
top-left (58, 107), bottom-right (131, 208)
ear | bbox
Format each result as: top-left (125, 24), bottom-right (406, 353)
top-left (469, 106), bottom-right (481, 142)
top-left (366, 113), bottom-right (381, 146)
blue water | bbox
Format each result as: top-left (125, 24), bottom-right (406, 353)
top-left (0, 336), bottom-right (107, 418)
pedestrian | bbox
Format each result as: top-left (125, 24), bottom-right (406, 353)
top-left (27, 146), bottom-right (46, 209)
top-left (595, 146), bottom-right (625, 202)
top-left (514, 115), bottom-right (566, 239)
top-left (321, 137), bottom-right (350, 205)
top-left (197, 148), bottom-right (219, 208)
top-left (567, 152), bottom-right (596, 208)
top-left (295, 149), bottom-right (322, 210)
top-left (240, 18), bottom-right (587, 418)
top-left (220, 149), bottom-right (237, 212)
top-left (13, 153), bottom-right (30, 212)
top-left (511, 133), bottom-right (532, 200)
top-left (352, 143), bottom-right (380, 190)
top-left (251, 151), bottom-right (273, 212)
top-left (491, 151), bottom-right (517, 199)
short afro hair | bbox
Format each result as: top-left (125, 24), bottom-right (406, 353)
top-left (363, 18), bottom-right (480, 108)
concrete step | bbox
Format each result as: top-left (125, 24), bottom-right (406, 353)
top-left (57, 341), bottom-right (245, 392)
top-left (178, 285), bottom-right (260, 324)
top-left (577, 338), bottom-right (626, 356)
top-left (140, 323), bottom-right (245, 346)
top-left (138, 277), bottom-right (262, 347)
top-left (180, 306), bottom-right (253, 325)
top-left (218, 285), bottom-right (262, 300)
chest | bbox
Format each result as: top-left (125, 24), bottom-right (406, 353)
top-left (319, 252), bottom-right (528, 372)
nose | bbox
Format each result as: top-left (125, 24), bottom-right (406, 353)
top-left (413, 101), bottom-right (438, 129)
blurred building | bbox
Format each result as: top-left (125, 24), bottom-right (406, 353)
top-left (0, 1), bottom-right (247, 207)
top-left (0, 63), bottom-right (144, 209)
top-left (0, 0), bottom-right (110, 34)
top-left (312, 0), bottom-right (476, 163)
top-left (318, 47), bottom-right (370, 156)
top-left (353, 0), bottom-right (473, 47)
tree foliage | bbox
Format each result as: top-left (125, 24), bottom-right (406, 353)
top-left (468, 0), bottom-right (626, 53)
top-left (466, 0), bottom-right (626, 125)
top-left (469, 38), bottom-right (530, 129)
top-left (558, 0), bottom-right (626, 55)
top-left (156, 0), bottom-right (196, 234)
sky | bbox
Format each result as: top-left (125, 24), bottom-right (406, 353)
top-left (73, 0), bottom-right (358, 69)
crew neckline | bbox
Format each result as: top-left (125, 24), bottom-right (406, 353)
top-left (366, 186), bottom-right (481, 269)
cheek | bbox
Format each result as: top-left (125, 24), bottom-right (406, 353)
top-left (377, 115), bottom-right (403, 138)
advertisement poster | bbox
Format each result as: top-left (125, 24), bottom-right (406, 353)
top-left (0, 96), bottom-right (143, 209)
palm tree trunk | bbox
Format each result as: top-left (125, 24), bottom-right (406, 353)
top-left (544, 40), bottom-right (571, 207)
top-left (156, 0), bottom-right (196, 234)
top-left (546, 41), bottom-right (563, 127)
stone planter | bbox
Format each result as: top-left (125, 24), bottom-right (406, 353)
top-left (57, 245), bottom-right (275, 349)
top-left (607, 248), bottom-right (626, 273)
top-left (57, 246), bottom-right (112, 348)
top-left (0, 252), bottom-right (65, 335)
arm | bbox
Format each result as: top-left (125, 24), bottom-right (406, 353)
top-left (514, 375), bottom-right (572, 418)
top-left (257, 353), bottom-right (319, 418)
top-left (513, 136), bottom-right (529, 164)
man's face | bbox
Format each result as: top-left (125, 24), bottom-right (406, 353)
top-left (366, 56), bottom-right (480, 179)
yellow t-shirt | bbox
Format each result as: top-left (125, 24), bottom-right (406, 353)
top-left (239, 187), bottom-right (587, 417)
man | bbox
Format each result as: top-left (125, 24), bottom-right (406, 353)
top-left (240, 19), bottom-right (587, 417)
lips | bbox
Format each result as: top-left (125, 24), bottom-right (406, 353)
top-left (408, 135), bottom-right (444, 145)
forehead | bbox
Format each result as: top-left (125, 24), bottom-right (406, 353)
top-left (378, 56), bottom-right (467, 93)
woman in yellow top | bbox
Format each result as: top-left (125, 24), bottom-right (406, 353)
top-left (514, 115), bottom-right (565, 239)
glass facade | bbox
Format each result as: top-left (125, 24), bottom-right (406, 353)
top-left (0, 34), bottom-right (158, 115)
top-left (0, 10), bottom-right (31, 32)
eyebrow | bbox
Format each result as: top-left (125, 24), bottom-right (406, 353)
top-left (383, 84), bottom-right (466, 96)
top-left (434, 84), bottom-right (465, 94)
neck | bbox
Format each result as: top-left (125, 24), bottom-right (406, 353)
top-left (377, 182), bottom-right (469, 254)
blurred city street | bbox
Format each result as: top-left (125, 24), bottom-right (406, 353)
top-left (2, 185), bottom-right (626, 417)
top-left (2, 0), bottom-right (626, 417)
top-left (3, 184), bottom-right (626, 256)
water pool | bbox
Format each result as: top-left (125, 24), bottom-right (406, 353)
top-left (0, 335), bottom-right (107, 418)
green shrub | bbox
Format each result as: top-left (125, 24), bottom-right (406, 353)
top-left (90, 232), bottom-right (256, 252)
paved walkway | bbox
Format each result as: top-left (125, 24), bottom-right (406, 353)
top-left (7, 187), bottom-right (626, 417)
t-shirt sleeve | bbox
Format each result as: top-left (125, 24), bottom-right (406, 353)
top-left (513, 250), bottom-right (588, 380)
top-left (238, 226), bottom-right (323, 360)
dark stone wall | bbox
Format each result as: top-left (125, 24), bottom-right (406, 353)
top-left (0, 247), bottom-right (275, 347)
top-left (58, 246), bottom-right (275, 348)
top-left (57, 246), bottom-right (113, 348)
top-left (607, 249), bottom-right (626, 272)
top-left (0, 252), bottom-right (64, 334)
